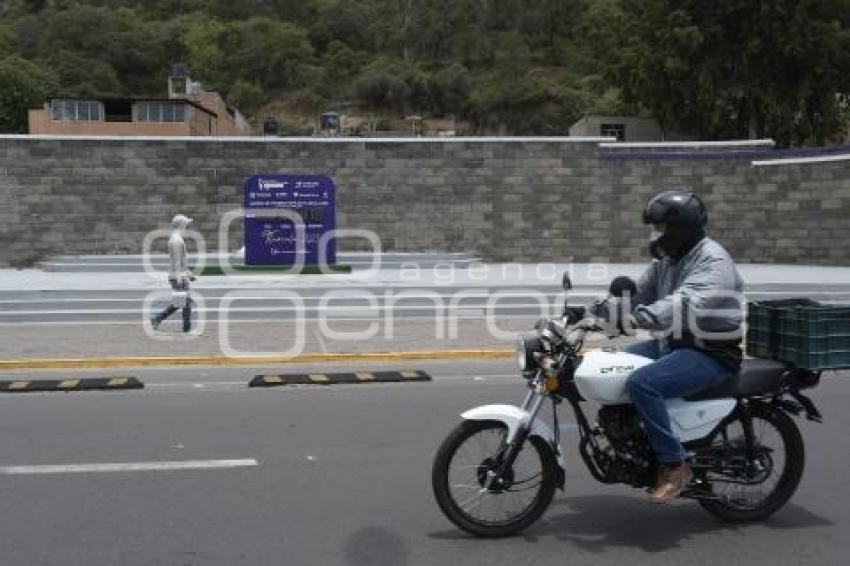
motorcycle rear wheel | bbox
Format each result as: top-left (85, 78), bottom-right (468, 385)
top-left (431, 419), bottom-right (558, 537)
top-left (698, 401), bottom-right (804, 522)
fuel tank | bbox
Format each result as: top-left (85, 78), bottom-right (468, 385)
top-left (573, 349), bottom-right (654, 404)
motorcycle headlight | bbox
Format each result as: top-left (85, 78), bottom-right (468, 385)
top-left (516, 334), bottom-right (543, 371)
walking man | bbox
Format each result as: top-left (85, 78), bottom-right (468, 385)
top-left (151, 214), bottom-right (196, 332)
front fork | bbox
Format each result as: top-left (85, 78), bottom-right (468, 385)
top-left (489, 385), bottom-right (547, 486)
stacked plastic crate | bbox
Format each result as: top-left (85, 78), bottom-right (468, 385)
top-left (746, 301), bottom-right (850, 369)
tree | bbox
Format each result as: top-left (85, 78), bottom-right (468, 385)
top-left (202, 0), bottom-right (274, 20)
top-left (0, 0), bottom-right (844, 142)
top-left (229, 17), bottom-right (315, 90)
top-left (184, 17), bottom-right (228, 89)
top-left (427, 63), bottom-right (471, 115)
top-left (185, 16), bottom-right (314, 94)
top-left (0, 24), bottom-right (14, 57)
top-left (14, 13), bottom-right (45, 58)
top-left (39, 5), bottom-right (166, 96)
top-left (613, 0), bottom-right (850, 145)
top-left (468, 67), bottom-right (578, 134)
top-left (353, 58), bottom-right (412, 111)
top-left (37, 49), bottom-right (122, 97)
top-left (227, 79), bottom-right (266, 117)
top-left (272, 0), bottom-right (320, 26)
top-left (308, 0), bottom-right (377, 53)
top-left (0, 55), bottom-right (57, 133)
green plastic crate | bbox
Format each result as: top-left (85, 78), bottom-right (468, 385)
top-left (746, 301), bottom-right (850, 370)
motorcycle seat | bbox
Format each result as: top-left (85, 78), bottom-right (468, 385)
top-left (684, 359), bottom-right (788, 401)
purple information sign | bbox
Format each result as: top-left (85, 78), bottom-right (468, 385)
top-left (243, 174), bottom-right (336, 266)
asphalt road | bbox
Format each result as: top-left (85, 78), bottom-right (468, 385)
top-left (1, 359), bottom-right (847, 566)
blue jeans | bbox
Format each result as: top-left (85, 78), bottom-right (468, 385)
top-left (624, 340), bottom-right (729, 464)
top-left (153, 278), bottom-right (192, 332)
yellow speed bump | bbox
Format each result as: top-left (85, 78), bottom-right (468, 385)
top-left (250, 370), bottom-right (432, 388)
top-left (0, 377), bottom-right (144, 393)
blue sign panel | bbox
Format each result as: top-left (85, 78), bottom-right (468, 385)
top-left (243, 174), bottom-right (336, 265)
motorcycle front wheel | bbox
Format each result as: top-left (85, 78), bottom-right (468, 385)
top-left (431, 419), bottom-right (558, 537)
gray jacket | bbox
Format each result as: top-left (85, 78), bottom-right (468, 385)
top-left (167, 214), bottom-right (194, 282)
top-left (168, 230), bottom-right (189, 281)
top-left (632, 237), bottom-right (744, 367)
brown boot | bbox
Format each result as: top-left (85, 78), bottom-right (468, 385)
top-left (648, 463), bottom-right (692, 504)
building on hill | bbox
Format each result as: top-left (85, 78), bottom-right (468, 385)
top-left (28, 65), bottom-right (251, 137)
top-left (568, 115), bottom-right (693, 142)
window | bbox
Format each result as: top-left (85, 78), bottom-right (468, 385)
top-left (171, 77), bottom-right (188, 96)
top-left (51, 99), bottom-right (103, 121)
top-left (600, 123), bottom-right (626, 141)
top-left (135, 101), bottom-right (187, 122)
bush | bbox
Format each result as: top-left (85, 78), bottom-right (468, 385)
top-left (0, 56), bottom-right (57, 133)
top-left (227, 80), bottom-right (266, 118)
top-left (374, 117), bottom-right (394, 131)
top-left (353, 61), bottom-right (411, 112)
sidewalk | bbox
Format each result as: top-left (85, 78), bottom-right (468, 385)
top-left (3, 262), bottom-right (850, 291)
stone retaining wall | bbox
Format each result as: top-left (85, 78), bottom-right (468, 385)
top-left (0, 136), bottom-right (847, 266)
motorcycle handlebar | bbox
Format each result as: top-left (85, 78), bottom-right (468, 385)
top-left (562, 304), bottom-right (588, 324)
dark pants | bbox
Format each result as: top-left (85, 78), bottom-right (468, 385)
top-left (624, 340), bottom-right (729, 464)
top-left (153, 278), bottom-right (192, 332)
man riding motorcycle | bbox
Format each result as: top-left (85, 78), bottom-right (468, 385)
top-left (591, 188), bottom-right (744, 503)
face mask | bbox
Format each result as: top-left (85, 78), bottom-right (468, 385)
top-left (649, 229), bottom-right (667, 259)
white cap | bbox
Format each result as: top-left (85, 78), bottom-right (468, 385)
top-left (171, 214), bottom-right (194, 229)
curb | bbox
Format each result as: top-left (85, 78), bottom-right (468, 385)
top-left (0, 349), bottom-right (514, 370)
top-left (250, 370), bottom-right (431, 387)
top-left (0, 377), bottom-right (144, 393)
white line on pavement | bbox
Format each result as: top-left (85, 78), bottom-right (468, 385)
top-left (0, 292), bottom-right (569, 304)
top-left (146, 382), bottom-right (248, 388)
top-left (0, 459), bottom-right (259, 475)
top-left (0, 313), bottom-right (544, 327)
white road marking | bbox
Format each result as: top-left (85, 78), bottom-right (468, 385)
top-left (0, 313), bottom-right (548, 327)
top-left (0, 291), bottom-right (568, 304)
top-left (145, 382), bottom-right (247, 388)
top-left (0, 459), bottom-right (258, 475)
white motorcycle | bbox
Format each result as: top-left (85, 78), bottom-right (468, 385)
top-left (432, 274), bottom-right (822, 537)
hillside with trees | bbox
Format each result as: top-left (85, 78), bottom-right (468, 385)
top-left (0, 0), bottom-right (848, 145)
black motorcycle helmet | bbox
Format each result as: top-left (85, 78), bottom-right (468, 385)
top-left (643, 188), bottom-right (708, 259)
